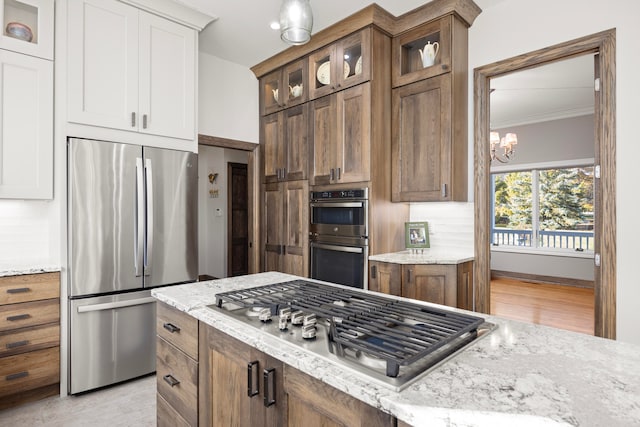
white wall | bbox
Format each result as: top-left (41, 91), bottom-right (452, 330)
top-left (198, 145), bottom-right (248, 278)
top-left (198, 51), bottom-right (260, 143)
top-left (468, 0), bottom-right (640, 344)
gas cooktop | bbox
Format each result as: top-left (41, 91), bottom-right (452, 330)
top-left (209, 280), bottom-right (495, 391)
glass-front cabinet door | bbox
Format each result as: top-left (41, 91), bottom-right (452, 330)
top-left (308, 28), bottom-right (371, 100)
top-left (0, 0), bottom-right (53, 60)
top-left (391, 16), bottom-right (452, 87)
top-left (261, 58), bottom-right (307, 115)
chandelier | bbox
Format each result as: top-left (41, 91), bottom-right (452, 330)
top-left (279, 0), bottom-right (313, 45)
top-left (490, 132), bottom-right (518, 163)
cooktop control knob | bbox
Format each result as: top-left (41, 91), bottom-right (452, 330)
top-left (303, 313), bottom-right (317, 326)
top-left (279, 307), bottom-right (292, 321)
top-left (258, 308), bottom-right (272, 322)
top-left (278, 315), bottom-right (288, 331)
top-left (301, 323), bottom-right (317, 340)
top-left (291, 310), bottom-right (304, 326)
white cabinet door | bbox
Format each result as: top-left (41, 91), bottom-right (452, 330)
top-left (67, 0), bottom-right (138, 132)
top-left (0, 50), bottom-right (53, 199)
top-left (138, 12), bottom-right (195, 140)
top-left (67, 0), bottom-right (196, 141)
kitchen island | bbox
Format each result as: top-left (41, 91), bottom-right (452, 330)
top-left (152, 272), bottom-right (640, 426)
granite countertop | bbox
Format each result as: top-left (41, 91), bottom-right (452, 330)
top-left (0, 264), bottom-right (60, 277)
top-left (152, 272), bottom-right (640, 427)
top-left (369, 248), bottom-right (474, 264)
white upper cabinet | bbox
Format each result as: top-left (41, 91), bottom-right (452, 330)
top-left (67, 0), bottom-right (196, 141)
top-left (0, 0), bottom-right (54, 60)
top-left (0, 49), bottom-right (53, 199)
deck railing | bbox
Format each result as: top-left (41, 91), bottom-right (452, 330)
top-left (492, 228), bottom-right (594, 250)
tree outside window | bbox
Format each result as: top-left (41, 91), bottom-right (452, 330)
top-left (492, 166), bottom-right (594, 251)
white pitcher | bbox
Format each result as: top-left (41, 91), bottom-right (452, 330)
top-left (419, 41), bottom-right (440, 68)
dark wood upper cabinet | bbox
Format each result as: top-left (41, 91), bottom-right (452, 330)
top-left (261, 104), bottom-right (308, 183)
top-left (260, 58), bottom-right (308, 116)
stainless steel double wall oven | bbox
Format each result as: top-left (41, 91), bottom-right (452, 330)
top-left (309, 189), bottom-right (369, 289)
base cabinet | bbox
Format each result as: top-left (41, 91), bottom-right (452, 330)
top-left (369, 261), bottom-right (474, 310)
top-left (156, 302), bottom-right (199, 427)
top-left (199, 323), bottom-right (285, 427)
top-left (0, 272), bottom-right (60, 410)
top-left (284, 367), bottom-right (395, 427)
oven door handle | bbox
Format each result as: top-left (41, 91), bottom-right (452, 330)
top-left (310, 202), bottom-right (364, 209)
top-left (311, 242), bottom-right (364, 254)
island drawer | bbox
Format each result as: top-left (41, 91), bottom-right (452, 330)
top-left (0, 299), bottom-right (59, 332)
top-left (0, 323), bottom-right (60, 357)
top-left (156, 336), bottom-right (198, 426)
top-left (157, 393), bottom-right (191, 427)
top-left (0, 273), bottom-right (59, 305)
top-left (0, 346), bottom-right (59, 398)
top-left (157, 302), bottom-right (198, 360)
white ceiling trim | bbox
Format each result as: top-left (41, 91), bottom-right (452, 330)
top-left (491, 106), bottom-right (594, 130)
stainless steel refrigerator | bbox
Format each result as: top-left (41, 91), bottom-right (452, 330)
top-left (67, 138), bottom-right (197, 394)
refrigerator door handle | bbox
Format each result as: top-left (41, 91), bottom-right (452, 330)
top-left (135, 157), bottom-right (145, 277)
top-left (144, 158), bottom-right (154, 277)
top-left (76, 297), bottom-right (156, 313)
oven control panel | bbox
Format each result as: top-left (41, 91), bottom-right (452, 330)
top-left (311, 188), bottom-right (368, 200)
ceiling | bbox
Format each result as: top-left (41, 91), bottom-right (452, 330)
top-left (176, 0), bottom-right (593, 127)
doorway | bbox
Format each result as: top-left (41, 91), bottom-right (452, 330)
top-left (228, 162), bottom-right (249, 276)
top-left (473, 30), bottom-right (616, 339)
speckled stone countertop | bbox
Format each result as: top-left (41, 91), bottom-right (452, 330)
top-left (0, 265), bottom-right (60, 277)
top-left (152, 272), bottom-right (640, 427)
top-left (369, 249), bottom-right (473, 264)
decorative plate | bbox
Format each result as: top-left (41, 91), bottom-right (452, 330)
top-left (317, 61), bottom-right (331, 85)
top-left (5, 22), bottom-right (33, 42)
top-left (343, 61), bottom-right (350, 79)
top-left (355, 56), bottom-right (362, 75)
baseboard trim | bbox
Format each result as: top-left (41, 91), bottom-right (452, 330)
top-left (491, 270), bottom-right (594, 289)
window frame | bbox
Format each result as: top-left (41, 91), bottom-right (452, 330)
top-left (490, 157), bottom-right (595, 257)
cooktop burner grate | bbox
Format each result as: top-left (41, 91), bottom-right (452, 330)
top-left (215, 280), bottom-right (485, 378)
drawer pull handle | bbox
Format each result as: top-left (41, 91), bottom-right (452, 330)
top-left (247, 361), bottom-right (259, 397)
top-left (263, 368), bottom-right (276, 407)
top-left (6, 371), bottom-right (29, 381)
top-left (6, 340), bottom-right (29, 349)
top-left (162, 374), bottom-right (180, 387)
top-left (7, 314), bottom-right (31, 322)
top-left (7, 287), bottom-right (31, 294)
top-left (163, 323), bottom-right (180, 333)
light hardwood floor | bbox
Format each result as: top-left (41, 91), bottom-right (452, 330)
top-left (490, 277), bottom-right (595, 335)
top-left (0, 375), bottom-right (156, 426)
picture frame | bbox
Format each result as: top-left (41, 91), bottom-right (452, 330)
top-left (405, 222), bottom-right (430, 249)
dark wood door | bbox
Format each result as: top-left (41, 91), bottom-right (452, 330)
top-left (228, 162), bottom-right (248, 277)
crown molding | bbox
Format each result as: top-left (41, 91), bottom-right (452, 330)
top-left (119, 0), bottom-right (217, 31)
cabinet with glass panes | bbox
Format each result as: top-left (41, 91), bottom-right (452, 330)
top-left (260, 58), bottom-right (308, 116)
top-left (392, 16), bottom-right (457, 88)
top-left (1, 0), bottom-right (53, 60)
top-left (308, 28), bottom-right (370, 100)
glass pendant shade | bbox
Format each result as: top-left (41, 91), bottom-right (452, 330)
top-left (279, 0), bottom-right (313, 45)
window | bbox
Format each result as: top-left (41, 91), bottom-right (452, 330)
top-left (492, 165), bottom-right (594, 252)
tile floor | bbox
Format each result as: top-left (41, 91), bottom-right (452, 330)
top-left (0, 375), bottom-right (156, 427)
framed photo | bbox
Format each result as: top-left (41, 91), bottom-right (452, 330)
top-left (405, 222), bottom-right (430, 249)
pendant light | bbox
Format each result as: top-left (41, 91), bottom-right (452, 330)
top-left (279, 0), bottom-right (313, 45)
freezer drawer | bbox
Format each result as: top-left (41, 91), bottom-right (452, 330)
top-left (69, 290), bottom-right (156, 394)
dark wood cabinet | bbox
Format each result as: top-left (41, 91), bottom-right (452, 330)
top-left (199, 323), bottom-right (285, 427)
top-left (260, 58), bottom-right (308, 116)
top-left (262, 104), bottom-right (308, 183)
top-left (263, 180), bottom-right (309, 276)
top-left (0, 272), bottom-right (60, 410)
top-left (369, 260), bottom-right (474, 310)
top-left (309, 83), bottom-right (371, 185)
top-left (284, 366), bottom-right (395, 427)
top-left (391, 14), bottom-right (470, 202)
top-left (156, 302), bottom-right (199, 427)
top-left (308, 28), bottom-right (371, 100)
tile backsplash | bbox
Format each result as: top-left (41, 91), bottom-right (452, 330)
top-left (409, 202), bottom-right (474, 250)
